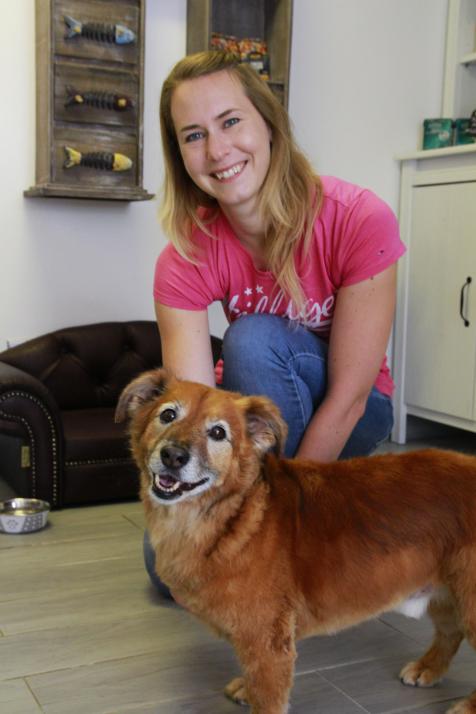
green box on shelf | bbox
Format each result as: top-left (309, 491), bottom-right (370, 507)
top-left (423, 118), bottom-right (453, 149)
top-left (454, 118), bottom-right (476, 145)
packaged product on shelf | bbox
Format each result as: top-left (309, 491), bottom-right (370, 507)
top-left (454, 118), bottom-right (476, 144)
top-left (210, 32), bottom-right (239, 57)
top-left (422, 118), bottom-right (453, 149)
top-left (238, 37), bottom-right (270, 78)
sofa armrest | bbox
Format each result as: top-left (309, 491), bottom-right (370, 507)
top-left (0, 361), bottom-right (64, 507)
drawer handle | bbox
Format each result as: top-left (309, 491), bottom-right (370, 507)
top-left (460, 276), bottom-right (472, 327)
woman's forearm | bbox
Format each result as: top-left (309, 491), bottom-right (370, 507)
top-left (295, 393), bottom-right (367, 462)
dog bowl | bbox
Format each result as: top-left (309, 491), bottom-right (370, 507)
top-left (0, 498), bottom-right (50, 534)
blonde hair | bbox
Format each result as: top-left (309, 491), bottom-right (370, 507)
top-left (159, 50), bottom-right (322, 309)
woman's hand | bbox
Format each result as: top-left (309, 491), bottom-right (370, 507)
top-left (155, 302), bottom-right (216, 386)
top-left (296, 264), bottom-right (397, 462)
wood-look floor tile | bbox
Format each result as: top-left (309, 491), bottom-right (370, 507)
top-left (320, 652), bottom-right (476, 713)
top-left (27, 642), bottom-right (240, 714)
top-left (0, 512), bottom-right (140, 551)
top-left (297, 617), bottom-right (419, 673)
top-left (0, 679), bottom-right (42, 713)
top-left (0, 570), bottom-right (152, 635)
top-left (0, 605), bottom-right (208, 680)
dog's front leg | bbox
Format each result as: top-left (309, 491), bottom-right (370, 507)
top-left (225, 621), bottom-right (296, 714)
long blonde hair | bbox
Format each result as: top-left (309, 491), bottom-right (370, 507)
top-left (159, 50), bottom-right (322, 309)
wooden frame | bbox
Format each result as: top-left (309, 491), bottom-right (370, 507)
top-left (186, 0), bottom-right (293, 108)
top-left (25, 0), bottom-right (153, 201)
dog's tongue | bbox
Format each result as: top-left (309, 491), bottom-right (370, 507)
top-left (159, 474), bottom-right (177, 488)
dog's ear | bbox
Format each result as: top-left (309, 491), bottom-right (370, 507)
top-left (237, 395), bottom-right (288, 456)
top-left (115, 368), bottom-right (170, 423)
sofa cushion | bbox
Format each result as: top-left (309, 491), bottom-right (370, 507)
top-left (62, 408), bottom-right (130, 463)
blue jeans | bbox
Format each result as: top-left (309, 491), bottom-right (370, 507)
top-left (222, 314), bottom-right (393, 458)
top-left (144, 314), bottom-right (394, 594)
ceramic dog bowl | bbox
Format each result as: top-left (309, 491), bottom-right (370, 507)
top-left (0, 498), bottom-right (50, 534)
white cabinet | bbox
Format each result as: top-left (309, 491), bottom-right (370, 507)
top-left (392, 0), bottom-right (476, 443)
top-left (392, 148), bottom-right (476, 442)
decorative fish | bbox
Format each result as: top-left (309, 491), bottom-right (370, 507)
top-left (65, 87), bottom-right (134, 111)
top-left (64, 15), bottom-right (136, 45)
top-left (63, 146), bottom-right (133, 172)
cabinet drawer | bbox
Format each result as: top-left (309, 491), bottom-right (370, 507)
top-left (55, 62), bottom-right (138, 127)
top-left (54, 0), bottom-right (140, 65)
top-left (53, 127), bottom-right (138, 188)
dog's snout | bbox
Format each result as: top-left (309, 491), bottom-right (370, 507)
top-left (160, 445), bottom-right (190, 469)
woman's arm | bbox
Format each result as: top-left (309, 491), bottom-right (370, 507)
top-left (295, 264), bottom-right (397, 462)
top-left (155, 302), bottom-right (216, 386)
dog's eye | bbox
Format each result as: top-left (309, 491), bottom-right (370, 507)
top-left (160, 408), bottom-right (177, 424)
top-left (208, 425), bottom-right (227, 441)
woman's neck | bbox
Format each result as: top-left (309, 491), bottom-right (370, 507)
top-left (220, 204), bottom-right (267, 265)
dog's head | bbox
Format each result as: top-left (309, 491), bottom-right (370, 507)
top-left (115, 369), bottom-right (287, 507)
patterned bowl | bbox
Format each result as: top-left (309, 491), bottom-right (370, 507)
top-left (0, 498), bottom-right (50, 534)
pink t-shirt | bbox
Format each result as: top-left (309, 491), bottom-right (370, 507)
top-left (154, 176), bottom-right (406, 396)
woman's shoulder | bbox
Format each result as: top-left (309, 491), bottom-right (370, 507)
top-left (320, 175), bottom-right (384, 209)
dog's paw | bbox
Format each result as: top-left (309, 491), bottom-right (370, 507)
top-left (399, 660), bottom-right (441, 688)
top-left (224, 677), bottom-right (249, 706)
top-left (446, 699), bottom-right (476, 714)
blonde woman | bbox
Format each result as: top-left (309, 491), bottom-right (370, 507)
top-left (144, 49), bottom-right (405, 594)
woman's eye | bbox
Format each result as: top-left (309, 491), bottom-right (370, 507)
top-left (184, 131), bottom-right (204, 143)
top-left (208, 425), bottom-right (227, 441)
top-left (160, 408), bottom-right (177, 424)
top-left (224, 117), bottom-right (239, 129)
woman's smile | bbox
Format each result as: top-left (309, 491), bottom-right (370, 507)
top-left (212, 160), bottom-right (247, 181)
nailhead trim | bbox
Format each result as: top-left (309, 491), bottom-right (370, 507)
top-left (0, 391), bottom-right (59, 506)
top-left (66, 457), bottom-right (132, 467)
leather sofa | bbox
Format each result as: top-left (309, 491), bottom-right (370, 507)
top-left (0, 321), bottom-right (222, 508)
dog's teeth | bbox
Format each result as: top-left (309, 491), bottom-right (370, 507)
top-left (155, 475), bottom-right (181, 492)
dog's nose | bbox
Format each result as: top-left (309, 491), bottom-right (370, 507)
top-left (160, 445), bottom-right (190, 469)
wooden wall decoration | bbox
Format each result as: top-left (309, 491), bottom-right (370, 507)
top-left (25, 0), bottom-right (153, 201)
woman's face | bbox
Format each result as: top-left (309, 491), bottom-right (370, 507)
top-left (171, 70), bottom-right (272, 215)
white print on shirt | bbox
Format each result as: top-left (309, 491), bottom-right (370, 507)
top-left (227, 286), bottom-right (335, 331)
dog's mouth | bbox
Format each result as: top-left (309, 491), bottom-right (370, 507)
top-left (151, 472), bottom-right (209, 501)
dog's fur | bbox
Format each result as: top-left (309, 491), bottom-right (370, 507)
top-left (116, 369), bottom-right (476, 714)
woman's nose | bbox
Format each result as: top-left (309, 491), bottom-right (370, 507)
top-left (206, 132), bottom-right (230, 161)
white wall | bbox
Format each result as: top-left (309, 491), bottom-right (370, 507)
top-left (0, 0), bottom-right (187, 349)
top-left (0, 0), bottom-right (448, 348)
top-left (290, 0), bottom-right (448, 209)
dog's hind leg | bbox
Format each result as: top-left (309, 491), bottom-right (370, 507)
top-left (441, 546), bottom-right (476, 713)
top-left (400, 592), bottom-right (463, 688)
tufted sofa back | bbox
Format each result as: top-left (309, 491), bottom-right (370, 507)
top-left (0, 321), bottom-right (164, 410)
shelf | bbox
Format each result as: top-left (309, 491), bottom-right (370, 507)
top-left (396, 143), bottom-right (476, 161)
top-left (24, 184), bottom-right (155, 201)
top-left (460, 51), bottom-right (476, 65)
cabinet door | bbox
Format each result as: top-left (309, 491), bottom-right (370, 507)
top-left (404, 181), bottom-right (476, 419)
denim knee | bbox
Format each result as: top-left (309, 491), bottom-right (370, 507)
top-left (222, 314), bottom-right (286, 368)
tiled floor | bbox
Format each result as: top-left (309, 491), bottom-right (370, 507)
top-left (1, 423), bottom-right (476, 713)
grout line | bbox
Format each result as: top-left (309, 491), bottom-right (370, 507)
top-left (122, 514), bottom-right (144, 531)
top-left (24, 678), bottom-right (43, 712)
top-left (316, 672), bottom-right (372, 713)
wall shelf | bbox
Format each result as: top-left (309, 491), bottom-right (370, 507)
top-left (186, 0), bottom-right (293, 108)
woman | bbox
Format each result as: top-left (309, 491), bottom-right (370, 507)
top-left (144, 50), bottom-right (405, 593)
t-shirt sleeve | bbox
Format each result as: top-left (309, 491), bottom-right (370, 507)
top-left (337, 191), bottom-right (406, 287)
top-left (153, 243), bottom-right (222, 310)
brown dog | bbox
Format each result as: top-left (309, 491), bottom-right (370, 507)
top-left (116, 368), bottom-right (476, 714)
